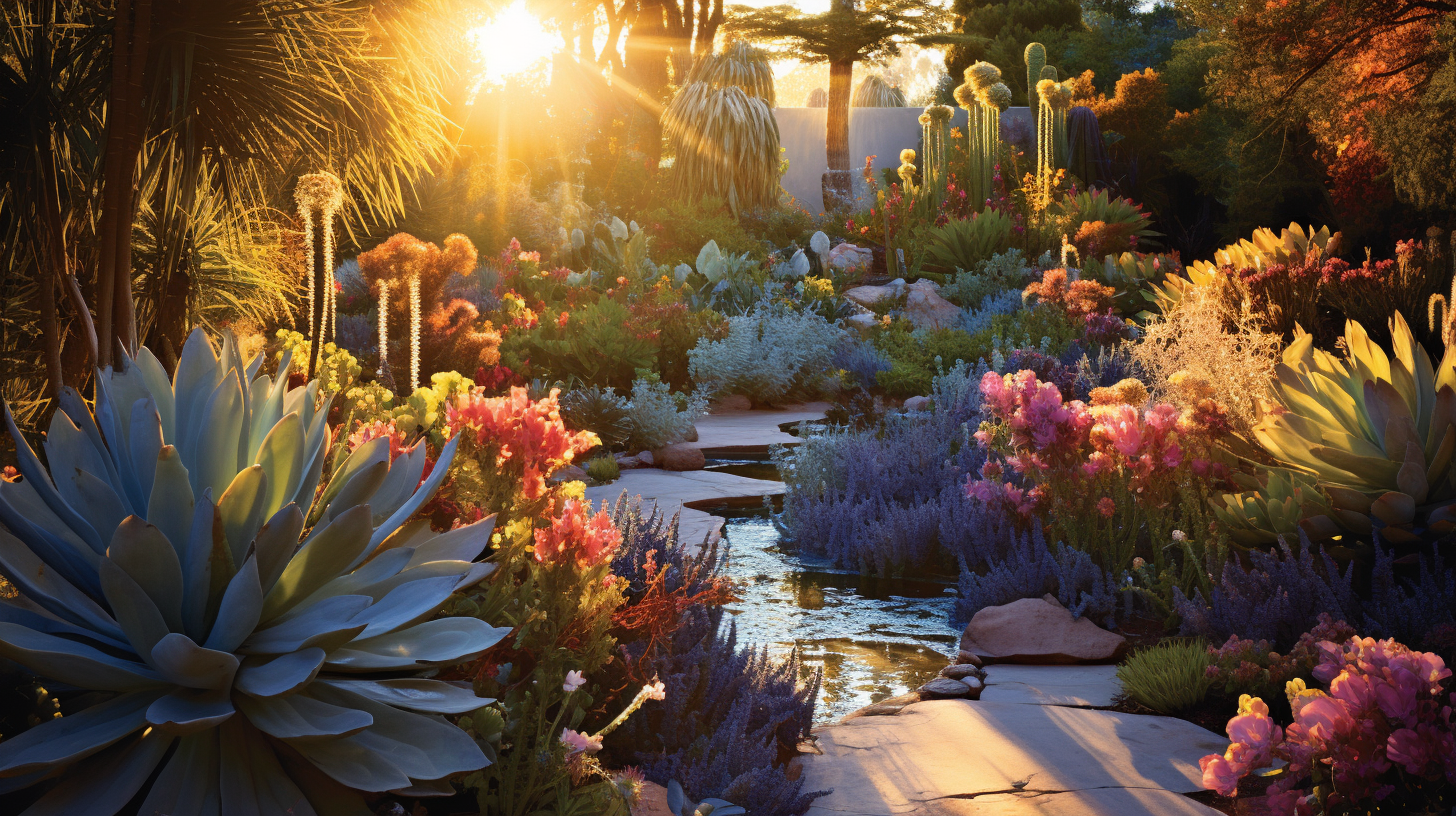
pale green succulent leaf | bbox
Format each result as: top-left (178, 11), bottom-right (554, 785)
top-left (4, 404), bottom-right (103, 553)
top-left (404, 514), bottom-right (496, 567)
top-left (126, 399), bottom-right (163, 515)
top-left (366, 433), bottom-right (460, 556)
top-left (217, 716), bottom-right (319, 816)
top-left (16, 729), bottom-right (172, 816)
top-left (362, 560), bottom-right (480, 601)
top-left (349, 575), bottom-right (462, 640)
top-left (0, 689), bottom-right (160, 777)
top-left (262, 505), bottom-right (372, 621)
top-left (146, 687), bottom-right (237, 735)
top-left (327, 460), bottom-right (389, 525)
top-left (151, 632), bottom-right (240, 691)
top-left (179, 492), bottom-right (220, 639)
top-left (315, 678), bottom-right (491, 715)
top-left (218, 465), bottom-right (269, 565)
top-left (323, 617), bottom-right (509, 672)
top-left (236, 692), bottom-right (372, 741)
top-left (285, 728), bottom-right (414, 793)
top-left (109, 517), bottom-right (186, 632)
top-left (244, 595), bottom-right (370, 654)
top-left (139, 731), bottom-right (221, 816)
top-left (131, 347), bottom-right (177, 444)
top-left (255, 505), bottom-right (305, 596)
top-left (173, 328), bottom-right (223, 453)
top-left (317, 436), bottom-right (389, 514)
top-left (292, 398), bottom-right (335, 512)
top-left (73, 468), bottom-right (130, 548)
top-left (0, 622), bottom-right (161, 691)
top-left (308, 684), bottom-right (488, 784)
top-left (0, 484), bottom-right (102, 597)
top-left (147, 445), bottom-right (196, 560)
top-left (59, 387), bottom-right (130, 512)
top-left (299, 548), bottom-right (415, 608)
top-left (363, 443), bottom-right (426, 527)
top-left (234, 648), bottom-right (327, 698)
top-left (196, 376), bottom-right (246, 500)
top-left (100, 557), bottom-right (173, 662)
top-left (204, 555), bottom-right (263, 654)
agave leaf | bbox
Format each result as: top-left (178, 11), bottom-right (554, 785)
top-left (1370, 491), bottom-right (1417, 526)
top-left (146, 687), bottom-right (237, 735)
top-left (138, 731), bottom-right (221, 816)
top-left (234, 648), bottom-right (327, 698)
top-left (60, 386), bottom-right (128, 511)
top-left (173, 328), bottom-right (222, 458)
top-left (292, 404), bottom-right (335, 513)
top-left (297, 548), bottom-right (415, 608)
top-left (0, 486), bottom-right (103, 598)
top-left (1324, 486), bottom-right (1373, 513)
top-left (44, 410), bottom-right (114, 547)
top-left (348, 575), bottom-right (461, 640)
top-left (262, 505), bottom-right (372, 621)
top-left (15, 729), bottom-right (173, 816)
top-left (1299, 514), bottom-right (1343, 540)
top-left (243, 595), bottom-right (370, 654)
top-left (100, 557), bottom-right (173, 662)
top-left (0, 597), bottom-right (130, 652)
top-left (1396, 442), bottom-right (1430, 504)
top-left (197, 376), bottom-right (246, 500)
top-left (392, 778), bottom-right (456, 797)
top-left (132, 347), bottom-right (177, 443)
top-left (151, 632), bottom-right (239, 691)
top-left (316, 436), bottom-right (389, 515)
top-left (148, 445), bottom-right (196, 560)
top-left (307, 684), bottom-right (488, 783)
top-left (403, 515), bottom-right (496, 567)
top-left (204, 555), bottom-right (263, 653)
top-left (374, 519), bottom-right (435, 555)
top-left (269, 740), bottom-right (373, 816)
top-left (71, 468), bottom-right (130, 547)
top-left (284, 728), bottom-right (414, 793)
top-left (255, 505), bottom-right (306, 596)
top-left (1332, 507), bottom-right (1375, 533)
top-left (326, 459), bottom-right (389, 524)
top-left (361, 560), bottom-right (478, 600)
top-left (1428, 425), bottom-right (1456, 494)
top-left (127, 398), bottom-right (163, 515)
top-left (364, 443), bottom-right (426, 525)
top-left (0, 689), bottom-right (159, 777)
top-left (218, 716), bottom-right (319, 816)
top-left (254, 412), bottom-right (305, 519)
top-left (366, 434), bottom-right (460, 557)
top-left (314, 678), bottom-right (490, 715)
top-left (0, 623), bottom-right (161, 691)
top-left (219, 465), bottom-right (269, 565)
top-left (323, 617), bottom-right (510, 672)
top-left (236, 693), bottom-right (372, 741)
top-left (109, 517), bottom-right (185, 632)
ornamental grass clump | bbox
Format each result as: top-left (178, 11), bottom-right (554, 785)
top-left (0, 330), bottom-right (508, 815)
top-left (1117, 639), bottom-right (1214, 714)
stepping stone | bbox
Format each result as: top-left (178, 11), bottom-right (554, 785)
top-left (940, 664), bottom-right (986, 682)
top-left (918, 677), bottom-right (974, 699)
top-left (689, 403), bottom-right (830, 456)
top-left (871, 788), bottom-right (1225, 816)
top-left (960, 597), bottom-right (1126, 664)
top-left (980, 665), bottom-right (1122, 708)
top-left (796, 699), bottom-right (1227, 816)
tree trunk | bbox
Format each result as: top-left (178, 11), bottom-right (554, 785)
top-left (625, 0), bottom-right (671, 167)
top-left (823, 58), bottom-right (854, 210)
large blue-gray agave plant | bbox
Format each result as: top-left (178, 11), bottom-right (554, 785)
top-left (0, 330), bottom-right (509, 815)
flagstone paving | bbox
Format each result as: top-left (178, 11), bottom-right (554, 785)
top-left (688, 402), bottom-right (831, 456)
top-left (979, 665), bottom-right (1123, 708)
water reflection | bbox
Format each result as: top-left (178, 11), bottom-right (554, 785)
top-left (720, 516), bottom-right (959, 723)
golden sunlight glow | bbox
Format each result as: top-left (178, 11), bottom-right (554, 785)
top-left (470, 1), bottom-right (561, 85)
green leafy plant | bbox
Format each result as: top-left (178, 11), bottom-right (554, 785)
top-left (585, 454), bottom-right (621, 484)
top-left (1117, 639), bottom-right (1213, 714)
top-left (1055, 189), bottom-right (1160, 246)
top-left (627, 375), bottom-right (708, 452)
top-left (925, 209), bottom-right (1014, 272)
top-left (0, 330), bottom-right (507, 813)
top-left (561, 386), bottom-right (634, 450)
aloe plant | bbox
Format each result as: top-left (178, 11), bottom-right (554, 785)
top-left (0, 329), bottom-right (508, 814)
top-left (1252, 312), bottom-right (1456, 544)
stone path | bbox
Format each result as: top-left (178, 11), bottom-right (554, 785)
top-left (583, 404), bottom-right (827, 546)
top-left (797, 669), bottom-right (1228, 816)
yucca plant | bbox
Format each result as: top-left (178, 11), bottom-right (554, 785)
top-left (686, 39), bottom-right (777, 105)
top-left (0, 329), bottom-right (508, 814)
top-left (925, 209), bottom-right (1014, 272)
top-left (851, 72), bottom-right (904, 107)
top-left (1056, 189), bottom-right (1161, 245)
top-left (1252, 312), bottom-right (1456, 544)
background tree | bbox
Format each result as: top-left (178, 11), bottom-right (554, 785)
top-left (727, 0), bottom-right (950, 209)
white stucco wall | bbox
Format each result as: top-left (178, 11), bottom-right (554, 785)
top-left (775, 106), bottom-right (1034, 214)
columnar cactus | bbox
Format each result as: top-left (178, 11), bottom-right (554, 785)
top-left (1024, 42), bottom-right (1046, 119)
top-left (1036, 77), bottom-right (1074, 198)
top-left (953, 62), bottom-right (1012, 211)
top-left (918, 104), bottom-right (954, 210)
top-left (0, 330), bottom-right (507, 814)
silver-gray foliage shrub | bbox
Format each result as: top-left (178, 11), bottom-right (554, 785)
top-left (688, 306), bottom-right (847, 405)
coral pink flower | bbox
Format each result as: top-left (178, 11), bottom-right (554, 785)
top-left (1199, 753), bottom-right (1242, 797)
top-left (560, 728), bottom-right (602, 754)
top-left (533, 499), bottom-right (622, 567)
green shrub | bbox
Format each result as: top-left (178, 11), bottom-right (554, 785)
top-left (645, 197), bottom-right (762, 266)
top-left (628, 374), bottom-right (708, 451)
top-left (561, 385), bottom-right (634, 449)
top-left (925, 209), bottom-right (1014, 272)
top-left (585, 453), bottom-right (621, 483)
top-left (874, 324), bottom-right (991, 398)
top-left (1117, 639), bottom-right (1213, 714)
top-left (739, 201), bottom-right (829, 249)
top-left (941, 248), bottom-right (1034, 307)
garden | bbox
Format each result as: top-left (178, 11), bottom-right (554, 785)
top-left (0, 0), bottom-right (1453, 814)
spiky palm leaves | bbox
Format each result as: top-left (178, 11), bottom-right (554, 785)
top-left (0, 330), bottom-right (507, 815)
top-left (851, 73), bottom-right (905, 107)
top-left (952, 62), bottom-right (1011, 210)
top-left (662, 42), bottom-right (781, 216)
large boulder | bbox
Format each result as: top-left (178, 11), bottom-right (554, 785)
top-left (959, 596), bottom-right (1127, 664)
top-left (903, 279), bottom-right (961, 330)
top-left (652, 443), bottom-right (706, 472)
top-left (827, 242), bottom-right (874, 273)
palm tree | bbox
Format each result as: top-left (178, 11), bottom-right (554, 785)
top-left (727, 0), bottom-right (950, 210)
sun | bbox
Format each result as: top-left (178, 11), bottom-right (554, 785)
top-left (470, 1), bottom-right (561, 85)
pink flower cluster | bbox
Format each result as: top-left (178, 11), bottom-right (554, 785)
top-left (347, 419), bottom-right (410, 461)
top-left (533, 498), bottom-right (622, 568)
top-left (967, 370), bottom-right (1224, 518)
top-left (1200, 631), bottom-right (1455, 813)
top-left (444, 386), bottom-right (599, 500)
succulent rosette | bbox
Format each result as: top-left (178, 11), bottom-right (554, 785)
top-left (0, 330), bottom-right (509, 815)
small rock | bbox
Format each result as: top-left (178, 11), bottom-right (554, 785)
top-left (843, 285), bottom-right (898, 307)
top-left (903, 280), bottom-right (961, 330)
top-left (653, 443), bottom-right (705, 472)
top-left (683, 424), bottom-right (699, 442)
top-left (841, 702), bottom-right (909, 722)
top-left (615, 452), bottom-right (643, 470)
top-left (960, 596), bottom-right (1128, 664)
top-left (917, 677), bottom-right (973, 699)
top-left (630, 781), bottom-right (674, 816)
top-left (635, 450), bottom-right (655, 467)
top-left (956, 650), bottom-right (984, 667)
top-left (887, 277), bottom-right (907, 295)
top-left (845, 312), bottom-right (880, 332)
top-left (963, 675), bottom-right (985, 698)
top-left (903, 396), bottom-right (932, 412)
top-left (712, 394), bottom-right (752, 412)
top-left (550, 464), bottom-right (589, 484)
top-left (941, 663), bottom-right (986, 682)
top-left (827, 242), bottom-right (874, 273)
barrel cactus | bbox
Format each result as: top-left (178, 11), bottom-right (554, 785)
top-left (0, 330), bottom-right (508, 814)
top-left (1250, 312), bottom-right (1456, 544)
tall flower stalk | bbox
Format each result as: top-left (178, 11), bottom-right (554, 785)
top-left (953, 62), bottom-right (1011, 211)
top-left (410, 273), bottom-right (422, 391)
top-left (295, 171), bottom-right (345, 378)
top-left (1036, 78), bottom-right (1073, 200)
top-left (919, 104), bottom-right (954, 210)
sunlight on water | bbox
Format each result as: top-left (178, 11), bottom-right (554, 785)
top-left (719, 515), bottom-right (959, 723)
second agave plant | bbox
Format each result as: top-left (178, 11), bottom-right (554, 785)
top-left (0, 329), bottom-right (509, 815)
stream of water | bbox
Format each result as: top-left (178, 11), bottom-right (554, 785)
top-left (703, 461), bottom-right (961, 723)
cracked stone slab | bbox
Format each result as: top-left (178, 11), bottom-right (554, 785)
top-left (804, 787), bottom-right (1224, 816)
top-left (795, 699), bottom-right (1227, 816)
top-left (980, 665), bottom-right (1122, 708)
top-left (584, 469), bottom-right (784, 549)
top-left (690, 403), bottom-right (830, 455)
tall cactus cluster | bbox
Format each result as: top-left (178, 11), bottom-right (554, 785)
top-left (1024, 43), bottom-right (1045, 112)
top-left (952, 62), bottom-right (1012, 210)
top-left (917, 104), bottom-right (954, 209)
top-left (294, 171), bottom-right (344, 379)
top-left (1034, 61), bottom-right (1074, 199)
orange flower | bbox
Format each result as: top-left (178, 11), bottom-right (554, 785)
top-left (534, 499), bottom-right (622, 567)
